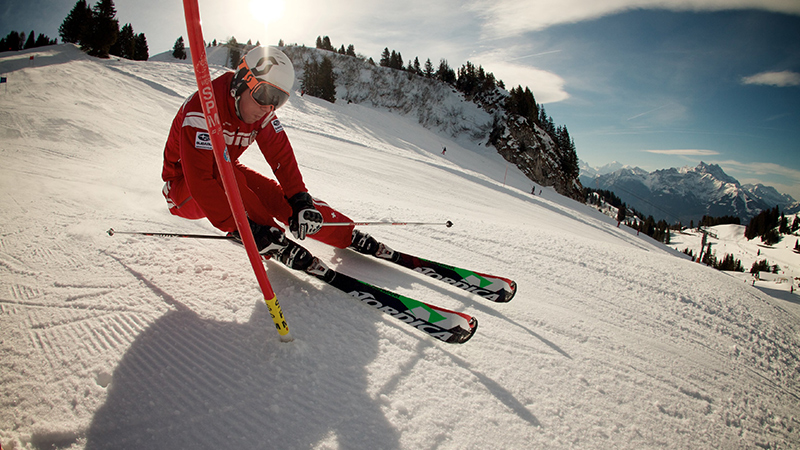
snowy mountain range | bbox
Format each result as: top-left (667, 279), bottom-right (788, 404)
top-left (580, 161), bottom-right (800, 224)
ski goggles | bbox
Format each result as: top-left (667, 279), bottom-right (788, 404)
top-left (246, 79), bottom-right (289, 110)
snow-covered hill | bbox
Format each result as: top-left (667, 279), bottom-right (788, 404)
top-left (584, 161), bottom-right (799, 224)
top-left (671, 224), bottom-right (800, 280)
top-left (149, 44), bottom-right (232, 68)
top-left (1, 44), bottom-right (799, 450)
top-left (745, 183), bottom-right (800, 215)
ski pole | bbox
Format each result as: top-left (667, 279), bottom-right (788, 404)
top-left (107, 220), bottom-right (454, 241)
top-left (323, 220), bottom-right (454, 228)
top-left (107, 228), bottom-right (234, 239)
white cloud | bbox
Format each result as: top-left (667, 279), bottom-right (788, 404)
top-left (717, 160), bottom-right (800, 180)
top-left (644, 149), bottom-right (720, 156)
top-left (486, 61), bottom-right (569, 103)
top-left (741, 71), bottom-right (800, 87)
top-left (717, 160), bottom-right (800, 199)
top-left (627, 104), bottom-right (671, 121)
top-left (468, 46), bottom-right (570, 103)
top-left (468, 0), bottom-right (800, 38)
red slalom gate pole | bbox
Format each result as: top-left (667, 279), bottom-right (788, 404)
top-left (182, 0), bottom-right (292, 342)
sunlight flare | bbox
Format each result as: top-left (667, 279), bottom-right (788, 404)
top-left (249, 0), bottom-right (285, 26)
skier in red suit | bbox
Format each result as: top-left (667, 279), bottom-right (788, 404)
top-left (161, 46), bottom-right (379, 270)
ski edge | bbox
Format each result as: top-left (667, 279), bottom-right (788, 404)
top-left (308, 260), bottom-right (478, 344)
top-left (376, 247), bottom-right (517, 303)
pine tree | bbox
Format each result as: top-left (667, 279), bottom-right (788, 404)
top-left (555, 126), bottom-right (579, 179)
top-left (1, 31), bottom-right (23, 52)
top-left (227, 37), bottom-right (240, 69)
top-left (750, 259), bottom-right (770, 274)
top-left (317, 57), bottom-right (336, 101)
top-left (714, 254), bottom-right (743, 272)
top-left (110, 23), bottom-right (134, 59)
top-left (437, 59), bottom-right (455, 84)
top-left (746, 206), bottom-right (781, 241)
top-left (456, 61), bottom-right (478, 95)
top-left (301, 56), bottom-right (336, 103)
top-left (59, 0), bottom-right (92, 44)
top-left (172, 36), bottom-right (187, 60)
top-left (132, 32), bottom-right (148, 60)
top-left (379, 48), bottom-right (390, 67)
top-left (762, 229), bottom-right (781, 246)
top-left (24, 30), bottom-right (36, 49)
top-left (389, 51), bottom-right (403, 69)
top-left (346, 44), bottom-right (356, 57)
top-left (506, 86), bottom-right (539, 124)
top-left (424, 58), bottom-right (434, 77)
top-left (84, 0), bottom-right (119, 58)
top-left (779, 213), bottom-right (789, 234)
top-left (617, 204), bottom-right (627, 224)
top-left (35, 33), bottom-right (57, 47)
top-left (313, 36), bottom-right (334, 51)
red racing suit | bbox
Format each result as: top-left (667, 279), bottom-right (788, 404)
top-left (161, 71), bottom-right (352, 248)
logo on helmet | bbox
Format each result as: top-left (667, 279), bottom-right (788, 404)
top-left (251, 56), bottom-right (281, 77)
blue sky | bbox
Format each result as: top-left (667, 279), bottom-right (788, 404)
top-left (2, 0), bottom-right (799, 198)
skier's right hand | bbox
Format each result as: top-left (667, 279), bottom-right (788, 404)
top-left (287, 192), bottom-right (323, 240)
top-left (248, 220), bottom-right (288, 255)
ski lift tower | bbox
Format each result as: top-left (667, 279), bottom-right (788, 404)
top-left (697, 227), bottom-right (715, 263)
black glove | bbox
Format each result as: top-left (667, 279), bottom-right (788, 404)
top-left (246, 219), bottom-right (287, 255)
top-left (287, 192), bottom-right (323, 240)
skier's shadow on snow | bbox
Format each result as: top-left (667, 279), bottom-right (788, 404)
top-left (84, 263), bottom-right (400, 450)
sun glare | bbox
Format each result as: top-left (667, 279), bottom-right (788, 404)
top-left (249, 0), bottom-right (285, 26)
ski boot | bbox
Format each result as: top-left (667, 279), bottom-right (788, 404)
top-left (349, 229), bottom-right (399, 262)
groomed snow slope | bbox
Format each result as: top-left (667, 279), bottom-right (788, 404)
top-left (1, 45), bottom-right (799, 450)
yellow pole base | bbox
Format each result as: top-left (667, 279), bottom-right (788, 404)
top-left (265, 295), bottom-right (293, 342)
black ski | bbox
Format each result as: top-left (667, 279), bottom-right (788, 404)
top-left (305, 259), bottom-right (478, 344)
top-left (367, 244), bottom-right (517, 303)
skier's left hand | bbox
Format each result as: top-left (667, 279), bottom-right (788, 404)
top-left (287, 192), bottom-right (323, 240)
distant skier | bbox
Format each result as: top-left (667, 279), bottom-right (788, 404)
top-left (161, 46), bottom-right (383, 271)
top-left (442, 146), bottom-right (446, 155)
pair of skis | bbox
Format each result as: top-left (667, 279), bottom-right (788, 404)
top-left (301, 243), bottom-right (516, 344)
top-left (107, 228), bottom-right (516, 344)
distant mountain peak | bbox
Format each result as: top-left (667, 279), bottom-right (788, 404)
top-left (580, 161), bottom-right (798, 223)
top-left (694, 161), bottom-right (739, 185)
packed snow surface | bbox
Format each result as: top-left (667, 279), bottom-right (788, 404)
top-left (1, 45), bottom-right (799, 450)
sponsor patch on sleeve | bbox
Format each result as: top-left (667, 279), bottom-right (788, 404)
top-left (195, 132), bottom-right (213, 150)
top-left (271, 118), bottom-right (284, 134)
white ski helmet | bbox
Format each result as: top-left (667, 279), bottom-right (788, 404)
top-left (231, 46), bottom-right (295, 111)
